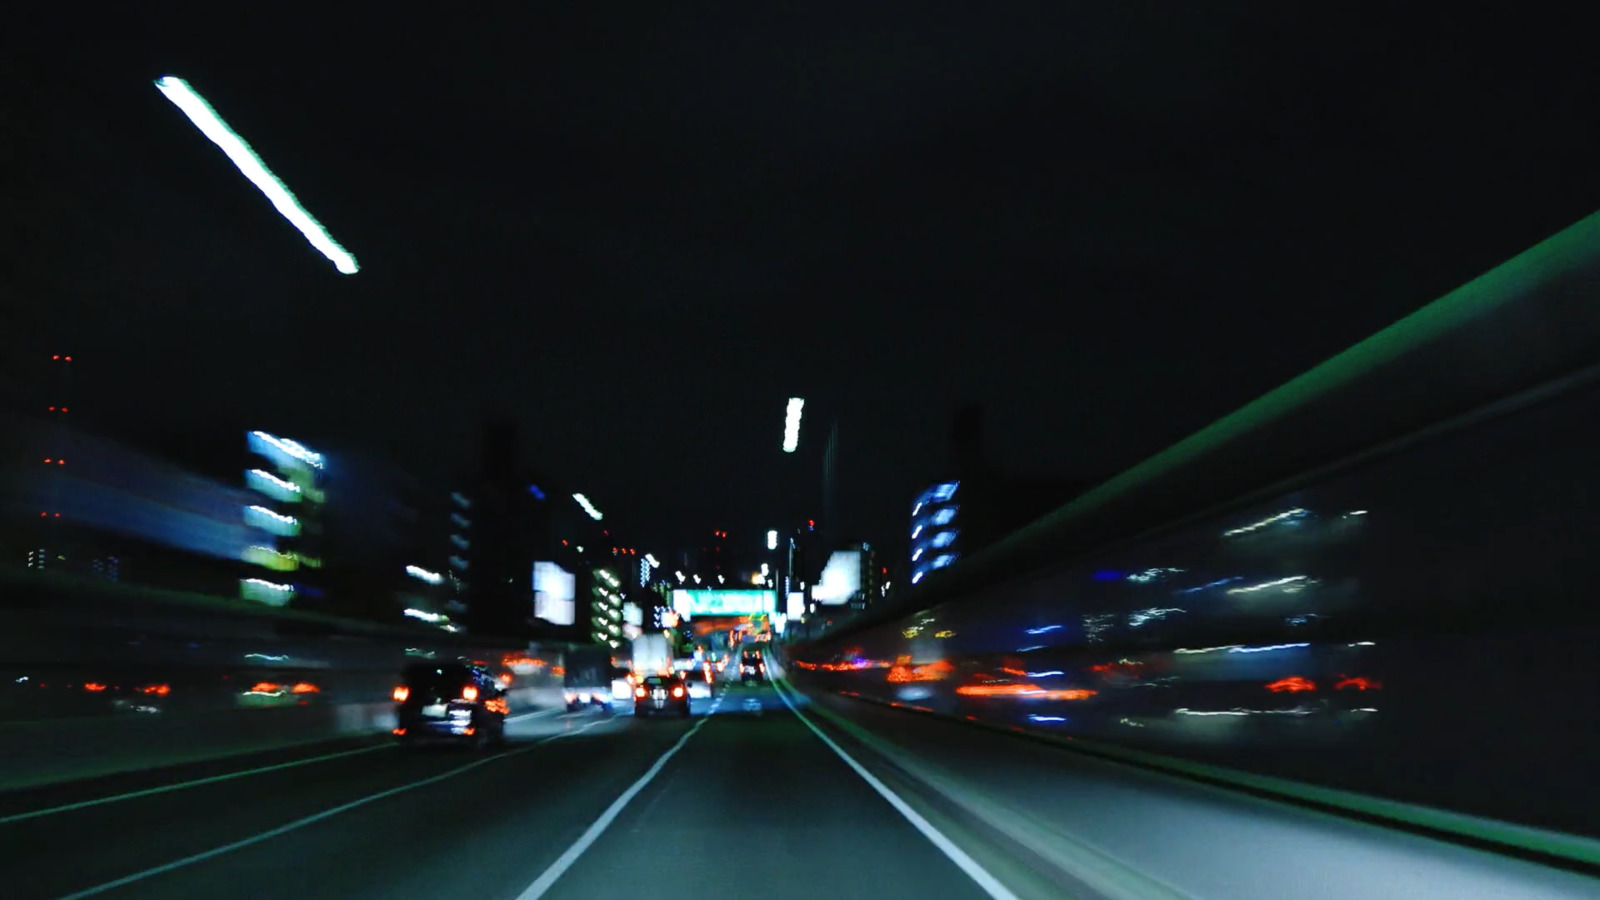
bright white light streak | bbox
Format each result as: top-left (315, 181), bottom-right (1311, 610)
top-left (766, 529), bottom-right (778, 550)
top-left (247, 469), bottom-right (300, 493)
top-left (1227, 642), bottom-right (1309, 654)
top-left (572, 493), bottom-right (603, 521)
top-left (644, 554), bottom-right (660, 568)
top-left (243, 578), bottom-right (292, 592)
top-left (154, 76), bottom-right (359, 275)
top-left (1227, 575), bottom-right (1309, 594)
top-left (406, 565), bottom-right (443, 585)
top-left (782, 397), bottom-right (805, 453)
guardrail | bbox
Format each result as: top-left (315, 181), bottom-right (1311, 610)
top-left (0, 569), bottom-right (572, 790)
top-left (787, 211), bottom-right (1600, 844)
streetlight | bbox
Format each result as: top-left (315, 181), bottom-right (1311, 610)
top-left (782, 398), bottom-right (804, 453)
top-left (572, 493), bottom-right (603, 521)
top-left (766, 529), bottom-right (778, 550)
top-left (154, 77), bottom-right (359, 275)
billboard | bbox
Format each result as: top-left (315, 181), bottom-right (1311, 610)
top-left (670, 589), bottom-right (776, 618)
top-left (533, 562), bottom-right (576, 626)
top-left (813, 550), bottom-right (860, 605)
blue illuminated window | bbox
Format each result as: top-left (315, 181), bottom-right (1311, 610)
top-left (931, 531), bottom-right (956, 548)
top-left (932, 554), bottom-right (957, 570)
top-left (932, 482), bottom-right (959, 502)
top-left (932, 507), bottom-right (957, 526)
top-left (527, 484), bottom-right (546, 500)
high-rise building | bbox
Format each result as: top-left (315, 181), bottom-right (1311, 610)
top-left (444, 490), bottom-right (472, 614)
top-left (1, 412), bottom-right (260, 595)
top-left (910, 480), bottom-right (961, 586)
top-left (240, 430), bottom-right (325, 607)
top-left (461, 419), bottom-right (555, 639)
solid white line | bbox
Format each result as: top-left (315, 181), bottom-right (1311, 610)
top-left (515, 715), bottom-right (710, 898)
top-left (0, 743), bottom-right (393, 826)
top-left (773, 680), bottom-right (1020, 900)
top-left (507, 707), bottom-right (566, 722)
top-left (2, 706), bottom-right (568, 825)
top-left (54, 720), bottom-right (606, 900)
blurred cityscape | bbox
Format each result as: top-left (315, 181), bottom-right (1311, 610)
top-left (0, 356), bottom-right (1085, 655)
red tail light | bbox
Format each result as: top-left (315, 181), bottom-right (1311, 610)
top-left (634, 686), bottom-right (647, 698)
top-left (462, 685), bottom-right (479, 702)
top-left (392, 686), bottom-right (409, 702)
top-left (672, 686), bottom-right (685, 698)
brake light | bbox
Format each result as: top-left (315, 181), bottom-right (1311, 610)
top-left (635, 686), bottom-right (647, 698)
top-left (392, 686), bottom-right (409, 703)
top-left (462, 685), bottom-right (479, 702)
top-left (672, 686), bottom-right (684, 698)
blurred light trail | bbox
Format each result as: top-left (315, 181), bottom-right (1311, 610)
top-left (154, 76), bottom-right (359, 275)
top-left (405, 565), bottom-right (443, 585)
top-left (767, 529), bottom-right (778, 550)
top-left (573, 493), bottom-right (603, 521)
top-left (782, 397), bottom-right (805, 452)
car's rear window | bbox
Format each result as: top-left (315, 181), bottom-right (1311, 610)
top-left (403, 666), bottom-right (473, 692)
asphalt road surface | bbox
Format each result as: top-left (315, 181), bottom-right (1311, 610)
top-left (1, 679), bottom-right (1595, 900)
top-left (0, 682), bottom-right (992, 900)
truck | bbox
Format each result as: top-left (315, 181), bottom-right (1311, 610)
top-left (563, 645), bottom-right (615, 711)
top-left (631, 633), bottom-right (671, 677)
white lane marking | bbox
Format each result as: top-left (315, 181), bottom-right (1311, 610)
top-left (515, 715), bottom-right (710, 898)
top-left (54, 719), bottom-right (608, 900)
top-left (773, 680), bottom-right (1020, 900)
top-left (0, 744), bottom-right (393, 826)
top-left (507, 707), bottom-right (565, 723)
top-left (1, 706), bottom-right (569, 825)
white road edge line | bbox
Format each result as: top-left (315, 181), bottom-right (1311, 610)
top-left (54, 719), bottom-right (608, 900)
top-left (515, 715), bottom-right (711, 899)
top-left (0, 743), bottom-right (393, 826)
top-left (773, 679), bottom-right (1021, 900)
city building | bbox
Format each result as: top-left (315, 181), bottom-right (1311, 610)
top-left (0, 411), bottom-right (259, 595)
top-left (813, 541), bottom-right (880, 611)
top-left (909, 480), bottom-right (962, 586)
top-left (239, 430), bottom-right (325, 608)
top-left (458, 420), bottom-right (557, 640)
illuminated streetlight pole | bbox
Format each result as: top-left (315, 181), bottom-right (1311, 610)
top-left (782, 397), bottom-right (804, 453)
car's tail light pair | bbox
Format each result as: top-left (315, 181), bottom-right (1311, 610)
top-left (393, 685), bottom-right (478, 702)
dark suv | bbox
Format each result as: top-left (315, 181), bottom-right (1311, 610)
top-left (393, 662), bottom-right (509, 748)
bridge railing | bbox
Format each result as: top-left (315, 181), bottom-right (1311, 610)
top-left (788, 210), bottom-right (1600, 844)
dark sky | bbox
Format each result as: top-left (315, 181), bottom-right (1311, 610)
top-left (5, 5), bottom-right (1600, 552)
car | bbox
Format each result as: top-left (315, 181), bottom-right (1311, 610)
top-left (740, 653), bottom-right (766, 684)
top-left (393, 662), bottom-right (509, 748)
top-left (633, 673), bottom-right (691, 718)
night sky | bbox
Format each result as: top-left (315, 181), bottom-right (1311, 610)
top-left (5, 6), bottom-right (1600, 551)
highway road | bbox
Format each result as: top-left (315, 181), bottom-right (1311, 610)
top-left (0, 682), bottom-right (991, 900)
top-left (0, 678), bottom-right (1595, 900)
